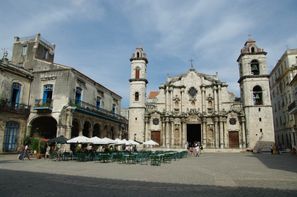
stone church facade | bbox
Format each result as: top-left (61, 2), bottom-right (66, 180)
top-left (129, 39), bottom-right (275, 150)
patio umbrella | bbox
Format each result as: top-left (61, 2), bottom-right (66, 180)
top-left (67, 135), bottom-right (91, 144)
top-left (48, 135), bottom-right (68, 144)
top-left (143, 139), bottom-right (159, 146)
top-left (90, 137), bottom-right (103, 144)
top-left (127, 139), bottom-right (140, 145)
top-left (114, 138), bottom-right (125, 145)
top-left (101, 137), bottom-right (115, 144)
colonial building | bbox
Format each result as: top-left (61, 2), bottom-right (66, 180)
top-left (270, 49), bottom-right (297, 149)
top-left (128, 39), bottom-right (275, 150)
top-left (288, 74), bottom-right (297, 149)
top-left (0, 34), bottom-right (128, 153)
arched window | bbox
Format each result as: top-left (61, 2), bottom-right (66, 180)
top-left (253, 86), bottom-right (263, 105)
top-left (11, 82), bottom-right (21, 108)
top-left (251, 47), bottom-right (255, 53)
top-left (135, 92), bottom-right (139, 101)
top-left (135, 67), bottom-right (140, 79)
top-left (251, 60), bottom-right (260, 75)
top-left (137, 52), bottom-right (140, 58)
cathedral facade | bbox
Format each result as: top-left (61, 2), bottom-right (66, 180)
top-left (128, 39), bottom-right (275, 150)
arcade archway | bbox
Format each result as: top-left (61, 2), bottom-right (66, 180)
top-left (30, 116), bottom-right (57, 139)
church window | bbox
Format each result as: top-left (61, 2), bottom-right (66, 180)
top-left (137, 52), bottom-right (140, 58)
top-left (251, 47), bottom-right (255, 53)
top-left (253, 86), bottom-right (263, 105)
top-left (135, 67), bottom-right (140, 79)
top-left (135, 92), bottom-right (139, 101)
top-left (259, 118), bottom-right (262, 122)
top-left (251, 60), bottom-right (260, 75)
top-left (188, 87), bottom-right (198, 97)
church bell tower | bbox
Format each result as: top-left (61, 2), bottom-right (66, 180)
top-left (237, 38), bottom-right (275, 150)
top-left (128, 48), bottom-right (148, 142)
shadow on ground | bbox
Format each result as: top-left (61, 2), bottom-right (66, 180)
top-left (247, 153), bottom-right (297, 173)
top-left (0, 169), bottom-right (296, 197)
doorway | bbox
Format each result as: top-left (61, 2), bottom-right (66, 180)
top-left (229, 131), bottom-right (239, 148)
top-left (187, 124), bottom-right (201, 147)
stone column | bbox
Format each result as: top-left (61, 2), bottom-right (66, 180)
top-left (214, 117), bottom-right (219, 149)
top-left (219, 117), bottom-right (224, 149)
top-left (161, 117), bottom-right (166, 147)
top-left (201, 86), bottom-right (206, 113)
top-left (182, 119), bottom-right (187, 147)
top-left (165, 117), bottom-right (170, 148)
top-left (202, 117), bottom-right (207, 147)
top-left (218, 85), bottom-right (221, 112)
top-left (180, 89), bottom-right (184, 112)
top-left (26, 125), bottom-right (32, 137)
top-left (169, 87), bottom-right (173, 112)
top-left (241, 117), bottom-right (246, 148)
top-left (213, 86), bottom-right (218, 112)
top-left (145, 116), bottom-right (150, 141)
top-left (171, 121), bottom-right (174, 147)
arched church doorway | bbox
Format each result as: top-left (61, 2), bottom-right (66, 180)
top-left (187, 124), bottom-right (201, 147)
top-left (30, 116), bottom-right (57, 139)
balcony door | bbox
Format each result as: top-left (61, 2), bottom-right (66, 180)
top-left (11, 82), bottom-right (21, 108)
top-left (43, 84), bottom-right (53, 104)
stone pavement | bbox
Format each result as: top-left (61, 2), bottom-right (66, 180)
top-left (0, 152), bottom-right (297, 190)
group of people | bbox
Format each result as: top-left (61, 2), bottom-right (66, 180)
top-left (186, 141), bottom-right (202, 157)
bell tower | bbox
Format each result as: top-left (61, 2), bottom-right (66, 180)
top-left (237, 38), bottom-right (275, 150)
top-left (128, 48), bottom-right (148, 142)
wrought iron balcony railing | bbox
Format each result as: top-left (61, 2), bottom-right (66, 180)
top-left (34, 99), bottom-right (53, 111)
top-left (69, 99), bottom-right (127, 124)
top-left (0, 99), bottom-right (30, 116)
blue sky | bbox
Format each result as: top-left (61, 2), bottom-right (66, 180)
top-left (1, 0), bottom-right (297, 108)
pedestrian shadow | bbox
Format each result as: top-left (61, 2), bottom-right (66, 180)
top-left (247, 153), bottom-right (297, 173)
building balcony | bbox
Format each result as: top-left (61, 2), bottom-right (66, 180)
top-left (34, 99), bottom-right (53, 112)
top-left (69, 100), bottom-right (127, 124)
top-left (288, 101), bottom-right (297, 114)
top-left (0, 99), bottom-right (30, 116)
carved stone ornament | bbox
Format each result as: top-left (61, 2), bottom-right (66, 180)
top-left (152, 118), bottom-right (159, 125)
top-left (188, 87), bottom-right (197, 97)
top-left (229, 118), bottom-right (237, 125)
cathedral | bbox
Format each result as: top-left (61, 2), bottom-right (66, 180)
top-left (128, 39), bottom-right (275, 150)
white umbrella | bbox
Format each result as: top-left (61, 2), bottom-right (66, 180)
top-left (114, 138), bottom-right (125, 145)
top-left (101, 137), bottom-right (115, 144)
top-left (143, 139), bottom-right (159, 146)
top-left (67, 135), bottom-right (91, 144)
top-left (90, 137), bottom-right (107, 145)
top-left (127, 139), bottom-right (140, 145)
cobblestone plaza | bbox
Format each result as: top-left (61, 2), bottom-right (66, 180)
top-left (1, 152), bottom-right (296, 194)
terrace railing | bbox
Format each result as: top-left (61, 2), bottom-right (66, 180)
top-left (0, 99), bottom-right (30, 116)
